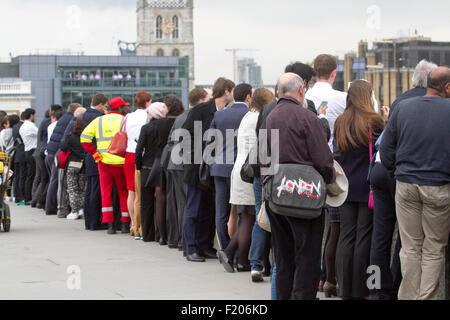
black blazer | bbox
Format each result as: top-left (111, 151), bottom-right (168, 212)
top-left (182, 99), bottom-right (217, 186)
top-left (12, 121), bottom-right (25, 163)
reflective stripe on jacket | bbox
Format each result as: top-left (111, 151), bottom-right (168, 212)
top-left (81, 113), bottom-right (125, 165)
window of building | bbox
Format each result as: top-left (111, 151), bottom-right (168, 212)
top-left (156, 16), bottom-right (163, 39)
top-left (431, 52), bottom-right (441, 65)
top-left (156, 49), bottom-right (164, 56)
top-left (172, 15), bottom-right (179, 39)
top-left (172, 48), bottom-right (180, 57)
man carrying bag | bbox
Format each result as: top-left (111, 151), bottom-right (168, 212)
top-left (264, 73), bottom-right (336, 300)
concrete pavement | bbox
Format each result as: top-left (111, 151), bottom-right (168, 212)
top-left (0, 202), bottom-right (336, 300)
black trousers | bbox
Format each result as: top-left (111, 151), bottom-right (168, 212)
top-left (34, 152), bottom-right (49, 206)
top-left (140, 169), bottom-right (156, 242)
top-left (45, 154), bottom-right (58, 214)
top-left (31, 153), bottom-right (41, 205)
top-left (369, 162), bottom-right (402, 300)
top-left (214, 176), bottom-right (231, 250)
top-left (336, 202), bottom-right (373, 299)
top-left (84, 175), bottom-right (102, 230)
top-left (183, 184), bottom-right (216, 255)
top-left (267, 203), bottom-right (325, 300)
top-left (24, 150), bottom-right (36, 202)
top-left (166, 170), bottom-right (187, 248)
top-left (13, 161), bottom-right (26, 202)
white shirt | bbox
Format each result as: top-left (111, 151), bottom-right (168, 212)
top-left (46, 121), bottom-right (58, 155)
top-left (305, 82), bottom-right (347, 151)
top-left (124, 109), bottom-right (148, 153)
top-left (19, 120), bottom-right (38, 152)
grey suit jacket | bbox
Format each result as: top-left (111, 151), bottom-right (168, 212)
top-left (166, 111), bottom-right (190, 171)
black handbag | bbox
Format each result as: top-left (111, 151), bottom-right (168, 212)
top-left (263, 163), bottom-right (326, 220)
top-left (240, 154), bottom-right (255, 184)
top-left (240, 146), bottom-right (260, 184)
top-left (145, 157), bottom-right (163, 188)
top-left (198, 161), bottom-right (213, 191)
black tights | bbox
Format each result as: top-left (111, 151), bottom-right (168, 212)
top-left (325, 222), bottom-right (340, 285)
top-left (225, 211), bottom-right (255, 266)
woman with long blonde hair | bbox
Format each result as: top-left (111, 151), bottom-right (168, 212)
top-left (334, 80), bottom-right (385, 300)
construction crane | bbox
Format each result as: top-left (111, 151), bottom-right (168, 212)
top-left (225, 48), bottom-right (259, 84)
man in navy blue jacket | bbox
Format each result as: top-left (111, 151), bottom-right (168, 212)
top-left (381, 66), bottom-right (450, 300)
top-left (206, 83), bottom-right (252, 250)
top-left (182, 77), bottom-right (235, 262)
top-left (81, 94), bottom-right (108, 230)
top-left (45, 103), bottom-right (79, 215)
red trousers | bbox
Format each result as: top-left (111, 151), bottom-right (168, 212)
top-left (98, 162), bottom-right (130, 224)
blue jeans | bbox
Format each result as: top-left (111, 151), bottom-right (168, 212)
top-left (271, 264), bottom-right (277, 300)
top-left (250, 177), bottom-right (267, 272)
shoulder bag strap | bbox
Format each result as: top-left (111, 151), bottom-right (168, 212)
top-left (120, 115), bottom-right (128, 133)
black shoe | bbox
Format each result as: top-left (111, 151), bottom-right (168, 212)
top-left (107, 223), bottom-right (116, 235)
top-left (168, 244), bottom-right (179, 249)
top-left (263, 265), bottom-right (272, 277)
top-left (90, 224), bottom-right (108, 231)
top-left (37, 203), bottom-right (45, 209)
top-left (217, 250), bottom-right (234, 273)
top-left (186, 253), bottom-right (205, 262)
top-left (46, 211), bottom-right (57, 216)
top-left (25, 201), bottom-right (31, 206)
top-left (199, 248), bottom-right (218, 259)
top-left (31, 202), bottom-right (37, 208)
top-left (121, 222), bottom-right (130, 234)
top-left (159, 239), bottom-right (168, 246)
top-left (237, 264), bottom-right (251, 272)
top-left (183, 251), bottom-right (187, 257)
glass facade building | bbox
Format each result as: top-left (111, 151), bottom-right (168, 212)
top-left (0, 55), bottom-right (189, 124)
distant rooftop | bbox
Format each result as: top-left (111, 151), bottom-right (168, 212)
top-left (26, 49), bottom-right (85, 56)
top-left (377, 35), bottom-right (432, 43)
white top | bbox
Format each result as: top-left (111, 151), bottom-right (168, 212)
top-left (46, 121), bottom-right (57, 155)
top-left (305, 82), bottom-right (347, 151)
top-left (124, 109), bottom-right (148, 153)
top-left (229, 111), bottom-right (258, 206)
top-left (19, 120), bottom-right (38, 152)
top-left (0, 128), bottom-right (14, 155)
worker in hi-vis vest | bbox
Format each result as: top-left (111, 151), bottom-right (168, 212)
top-left (81, 97), bottom-right (130, 235)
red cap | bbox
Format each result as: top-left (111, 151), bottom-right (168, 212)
top-left (109, 97), bottom-right (130, 109)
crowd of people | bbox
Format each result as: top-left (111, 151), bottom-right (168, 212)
top-left (0, 55), bottom-right (448, 300)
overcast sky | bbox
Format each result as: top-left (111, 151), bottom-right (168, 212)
top-left (0, 0), bottom-right (449, 84)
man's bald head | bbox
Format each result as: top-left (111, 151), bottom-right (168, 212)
top-left (427, 66), bottom-right (450, 98)
top-left (277, 73), bottom-right (305, 102)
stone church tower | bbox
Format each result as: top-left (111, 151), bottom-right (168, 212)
top-left (137, 0), bottom-right (195, 89)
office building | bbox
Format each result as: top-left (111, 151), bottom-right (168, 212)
top-left (0, 54), bottom-right (189, 124)
top-left (237, 58), bottom-right (263, 88)
top-left (337, 36), bottom-right (450, 106)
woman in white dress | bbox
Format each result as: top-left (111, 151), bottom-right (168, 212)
top-left (217, 88), bottom-right (275, 273)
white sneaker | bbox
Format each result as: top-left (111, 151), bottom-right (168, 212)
top-left (78, 209), bottom-right (84, 218)
top-left (67, 212), bottom-right (80, 220)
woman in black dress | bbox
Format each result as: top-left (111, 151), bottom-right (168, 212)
top-left (136, 96), bottom-right (184, 244)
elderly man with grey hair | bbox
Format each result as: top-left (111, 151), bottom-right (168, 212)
top-left (389, 59), bottom-right (437, 115)
top-left (265, 73), bottom-right (336, 300)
